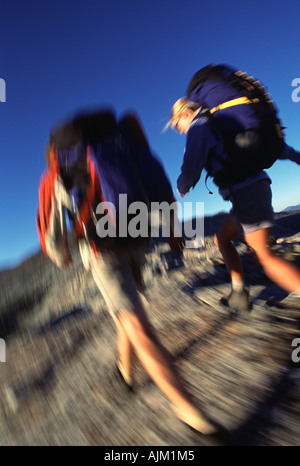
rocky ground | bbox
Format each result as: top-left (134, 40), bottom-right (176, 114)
top-left (0, 211), bottom-right (300, 446)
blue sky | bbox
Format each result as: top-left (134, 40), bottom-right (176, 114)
top-left (1, 0), bottom-right (300, 270)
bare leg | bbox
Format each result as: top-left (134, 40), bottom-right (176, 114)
top-left (214, 215), bottom-right (244, 283)
top-left (245, 228), bottom-right (300, 293)
top-left (90, 246), bottom-right (216, 434)
top-left (116, 321), bottom-right (133, 386)
top-left (117, 310), bottom-right (216, 434)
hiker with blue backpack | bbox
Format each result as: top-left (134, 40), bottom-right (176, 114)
top-left (37, 108), bottom-right (217, 435)
top-left (167, 64), bottom-right (300, 312)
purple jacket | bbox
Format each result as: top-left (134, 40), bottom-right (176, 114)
top-left (177, 114), bottom-right (300, 200)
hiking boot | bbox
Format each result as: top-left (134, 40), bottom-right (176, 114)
top-left (221, 288), bottom-right (250, 313)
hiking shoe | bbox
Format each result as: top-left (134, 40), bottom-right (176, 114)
top-left (221, 288), bottom-right (250, 313)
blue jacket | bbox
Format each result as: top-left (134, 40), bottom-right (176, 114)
top-left (177, 113), bottom-right (300, 200)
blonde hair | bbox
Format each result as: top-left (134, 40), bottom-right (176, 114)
top-left (164, 97), bottom-right (199, 131)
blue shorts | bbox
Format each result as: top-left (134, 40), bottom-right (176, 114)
top-left (229, 179), bottom-right (275, 235)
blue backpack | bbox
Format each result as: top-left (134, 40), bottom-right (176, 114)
top-left (187, 64), bottom-right (285, 186)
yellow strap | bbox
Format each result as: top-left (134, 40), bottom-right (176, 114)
top-left (209, 96), bottom-right (259, 114)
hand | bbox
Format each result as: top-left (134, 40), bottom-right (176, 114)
top-left (177, 188), bottom-right (188, 198)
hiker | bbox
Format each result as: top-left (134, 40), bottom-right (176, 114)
top-left (166, 64), bottom-right (300, 312)
top-left (37, 108), bottom-right (217, 435)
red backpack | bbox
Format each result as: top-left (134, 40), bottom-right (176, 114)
top-left (36, 141), bottom-right (107, 267)
top-left (37, 110), bottom-right (175, 267)
top-left (36, 147), bottom-right (72, 268)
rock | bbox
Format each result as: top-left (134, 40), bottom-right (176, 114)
top-left (0, 212), bottom-right (300, 445)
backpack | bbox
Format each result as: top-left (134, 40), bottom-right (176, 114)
top-left (187, 64), bottom-right (285, 187)
top-left (36, 147), bottom-right (73, 268)
top-left (37, 109), bottom-right (175, 265)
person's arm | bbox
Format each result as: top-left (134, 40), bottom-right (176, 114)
top-left (177, 116), bottom-right (216, 196)
top-left (278, 143), bottom-right (300, 164)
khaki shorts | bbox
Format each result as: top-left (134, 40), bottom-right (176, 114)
top-left (229, 179), bottom-right (275, 235)
top-left (89, 241), bottom-right (148, 320)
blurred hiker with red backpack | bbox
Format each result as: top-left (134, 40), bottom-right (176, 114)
top-left (36, 107), bottom-right (217, 435)
top-left (167, 64), bottom-right (300, 312)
